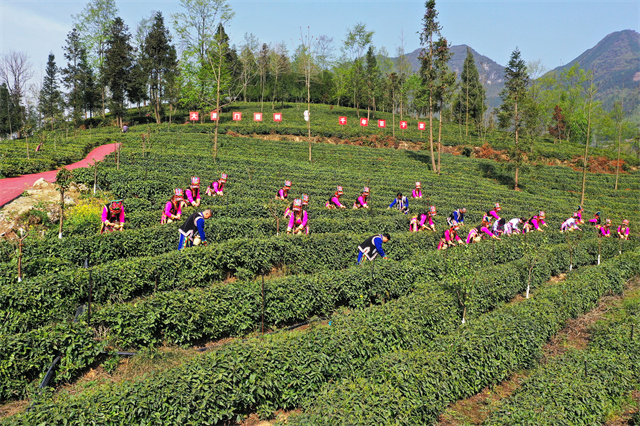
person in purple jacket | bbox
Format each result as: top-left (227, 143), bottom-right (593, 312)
top-left (412, 182), bottom-right (422, 199)
top-left (617, 219), bottom-right (630, 240)
top-left (326, 186), bottom-right (346, 209)
top-left (488, 203), bottom-right (502, 221)
top-left (353, 187), bottom-right (370, 209)
top-left (600, 218), bottom-right (612, 237)
top-left (438, 222), bottom-right (464, 250)
top-left (101, 199), bottom-right (125, 234)
top-left (466, 217), bottom-right (499, 244)
top-left (161, 189), bottom-right (184, 224)
top-left (276, 180), bottom-right (292, 200)
top-left (185, 176), bottom-right (201, 207)
top-left (287, 198), bottom-right (309, 235)
top-left (206, 173), bottom-right (227, 196)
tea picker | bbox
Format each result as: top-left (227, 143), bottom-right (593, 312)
top-left (206, 173), bottom-right (227, 196)
top-left (185, 176), bottom-right (202, 207)
top-left (161, 189), bottom-right (184, 224)
top-left (178, 209), bottom-right (212, 250)
top-left (276, 180), bottom-right (292, 200)
top-left (101, 199), bottom-right (125, 234)
top-left (287, 199), bottom-right (309, 235)
top-left (357, 233), bottom-right (390, 264)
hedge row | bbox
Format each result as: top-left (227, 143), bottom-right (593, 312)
top-left (288, 251), bottom-right (640, 425)
top-left (0, 231), bottom-right (442, 334)
top-left (0, 231), bottom-right (560, 401)
top-left (5, 238), bottom-right (634, 424)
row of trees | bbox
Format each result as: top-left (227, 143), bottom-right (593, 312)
top-left (1, 0), bottom-right (637, 167)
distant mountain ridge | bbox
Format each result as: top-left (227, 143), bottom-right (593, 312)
top-left (397, 30), bottom-right (640, 116)
top-left (403, 45), bottom-right (506, 108)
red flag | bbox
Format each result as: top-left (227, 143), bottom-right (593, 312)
top-left (254, 112), bottom-right (263, 122)
top-left (232, 112), bottom-right (242, 121)
top-left (360, 118), bottom-right (369, 127)
top-left (339, 116), bottom-right (347, 125)
top-left (418, 122), bottom-right (426, 130)
top-left (273, 113), bottom-right (282, 122)
top-left (400, 121), bottom-right (408, 129)
top-left (378, 119), bottom-right (386, 128)
top-left (189, 111), bottom-right (199, 121)
top-left (210, 111), bottom-right (219, 121)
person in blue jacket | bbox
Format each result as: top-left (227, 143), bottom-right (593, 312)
top-left (388, 193), bottom-right (409, 214)
top-left (447, 207), bottom-right (467, 226)
top-left (178, 209), bottom-right (212, 250)
top-left (357, 233), bottom-right (390, 264)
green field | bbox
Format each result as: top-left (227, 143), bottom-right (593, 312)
top-left (1, 108), bottom-right (639, 424)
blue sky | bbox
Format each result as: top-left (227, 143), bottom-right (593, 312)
top-left (1, 0), bottom-right (638, 83)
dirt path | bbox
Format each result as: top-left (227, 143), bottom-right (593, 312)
top-left (437, 278), bottom-right (640, 425)
top-left (0, 143), bottom-right (120, 208)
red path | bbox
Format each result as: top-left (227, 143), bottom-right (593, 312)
top-left (0, 143), bottom-right (120, 208)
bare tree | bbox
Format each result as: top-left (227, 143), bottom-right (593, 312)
top-left (580, 71), bottom-right (597, 206)
top-left (0, 51), bottom-right (34, 138)
top-left (238, 33), bottom-right (259, 102)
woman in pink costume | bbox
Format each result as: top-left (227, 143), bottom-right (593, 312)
top-left (206, 173), bottom-right (227, 196)
top-left (353, 187), bottom-right (370, 209)
top-left (600, 218), bottom-right (612, 237)
top-left (185, 176), bottom-right (201, 207)
top-left (101, 199), bottom-right (125, 234)
top-left (525, 211), bottom-right (547, 233)
top-left (488, 203), bottom-right (502, 221)
top-left (466, 217), bottom-right (499, 244)
top-left (412, 182), bottom-right (422, 199)
top-left (326, 186), bottom-right (346, 209)
top-left (438, 222), bottom-right (464, 250)
top-left (287, 198), bottom-right (309, 235)
top-left (617, 219), bottom-right (630, 240)
top-left (276, 180), bottom-right (292, 200)
top-left (161, 189), bottom-right (184, 224)
top-left (575, 205), bottom-right (585, 224)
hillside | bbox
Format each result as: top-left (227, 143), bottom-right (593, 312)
top-left (403, 45), bottom-right (505, 109)
top-left (548, 29), bottom-right (640, 117)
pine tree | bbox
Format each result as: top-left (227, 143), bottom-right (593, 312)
top-left (38, 53), bottom-right (64, 130)
top-left (418, 0), bottom-right (442, 173)
top-left (0, 83), bottom-right (18, 138)
top-left (433, 37), bottom-right (456, 174)
top-left (497, 47), bottom-right (530, 191)
top-left (61, 28), bottom-right (86, 126)
top-left (365, 46), bottom-right (381, 119)
top-left (141, 12), bottom-right (178, 123)
top-left (454, 48), bottom-right (485, 137)
top-left (102, 17), bottom-right (135, 128)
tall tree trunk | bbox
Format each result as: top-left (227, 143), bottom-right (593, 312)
top-left (614, 97), bottom-right (623, 190)
top-left (514, 100), bottom-right (519, 191)
top-left (429, 93), bottom-right (436, 172)
top-left (580, 81), bottom-right (594, 206)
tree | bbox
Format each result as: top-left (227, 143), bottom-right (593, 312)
top-left (72, 0), bottom-right (119, 117)
top-left (172, 0), bottom-right (234, 112)
top-left (268, 43), bottom-right (290, 109)
top-left (579, 71), bottom-right (597, 206)
top-left (548, 105), bottom-right (567, 143)
top-left (38, 53), bottom-right (64, 130)
top-left (364, 46), bottom-right (381, 119)
top-left (418, 0), bottom-right (442, 172)
top-left (238, 33), bottom-right (259, 102)
top-left (0, 83), bottom-right (19, 138)
top-left (141, 11), bottom-right (178, 123)
top-left (612, 98), bottom-right (624, 190)
top-left (342, 22), bottom-right (373, 116)
top-left (0, 51), bottom-right (33, 138)
top-left (453, 48), bottom-right (485, 138)
top-left (102, 17), bottom-right (135, 128)
top-left (61, 28), bottom-right (90, 125)
top-left (433, 37), bottom-right (456, 174)
top-left (497, 47), bottom-right (530, 191)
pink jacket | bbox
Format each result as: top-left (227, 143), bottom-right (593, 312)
top-left (356, 195), bottom-right (368, 207)
top-left (186, 188), bottom-right (200, 203)
top-left (466, 226), bottom-right (493, 244)
top-left (288, 211), bottom-right (308, 229)
top-left (617, 226), bottom-right (630, 236)
top-left (489, 210), bottom-right (501, 221)
top-left (102, 206), bottom-right (125, 223)
top-left (211, 181), bottom-right (224, 193)
top-left (531, 217), bottom-right (546, 230)
top-left (163, 201), bottom-right (182, 218)
top-left (600, 226), bottom-right (611, 236)
top-left (412, 189), bottom-right (422, 198)
top-left (330, 196), bottom-right (344, 208)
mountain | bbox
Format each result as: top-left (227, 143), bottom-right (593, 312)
top-left (546, 29), bottom-right (640, 115)
top-left (403, 45), bottom-right (506, 109)
top-left (398, 30), bottom-right (640, 117)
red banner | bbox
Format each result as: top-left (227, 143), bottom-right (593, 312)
top-left (273, 113), bottom-right (282, 122)
top-left (189, 111), bottom-right (199, 121)
top-left (378, 119), bottom-right (386, 128)
top-left (418, 122), bottom-right (426, 130)
top-left (360, 118), bottom-right (368, 127)
top-left (339, 116), bottom-right (347, 125)
top-left (232, 112), bottom-right (242, 121)
top-left (400, 121), bottom-right (408, 129)
top-left (210, 111), bottom-right (218, 121)
top-left (254, 112), bottom-right (263, 122)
